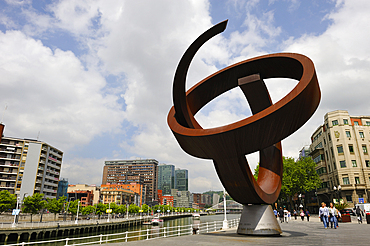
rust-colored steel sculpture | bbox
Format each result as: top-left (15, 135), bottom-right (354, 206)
top-left (168, 20), bottom-right (320, 204)
top-left (0, 124), bottom-right (4, 143)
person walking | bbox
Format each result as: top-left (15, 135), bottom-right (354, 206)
top-left (319, 202), bottom-right (329, 229)
top-left (278, 207), bottom-right (284, 223)
top-left (328, 203), bottom-right (337, 229)
top-left (293, 210), bottom-right (297, 220)
top-left (273, 209), bottom-right (278, 218)
top-left (284, 207), bottom-right (289, 223)
top-left (356, 206), bottom-right (364, 224)
top-left (300, 209), bottom-right (305, 221)
top-left (305, 209), bottom-right (310, 222)
top-left (335, 207), bottom-right (340, 228)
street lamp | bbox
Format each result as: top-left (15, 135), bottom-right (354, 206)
top-left (222, 187), bottom-right (228, 230)
top-left (333, 185), bottom-right (341, 203)
top-left (75, 200), bottom-right (80, 224)
top-left (12, 195), bottom-right (20, 227)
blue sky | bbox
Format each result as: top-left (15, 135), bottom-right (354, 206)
top-left (1, 0), bottom-right (370, 193)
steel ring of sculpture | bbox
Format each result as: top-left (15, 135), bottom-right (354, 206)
top-left (167, 20), bottom-right (321, 205)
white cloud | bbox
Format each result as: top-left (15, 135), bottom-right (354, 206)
top-left (0, 30), bottom-right (123, 151)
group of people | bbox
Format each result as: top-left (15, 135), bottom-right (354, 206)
top-left (319, 202), bottom-right (341, 229)
top-left (274, 207), bottom-right (310, 223)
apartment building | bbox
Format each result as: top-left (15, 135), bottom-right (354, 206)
top-left (0, 135), bottom-right (63, 199)
top-left (102, 159), bottom-right (158, 204)
top-left (310, 110), bottom-right (370, 205)
top-left (100, 185), bottom-right (136, 206)
top-left (101, 183), bottom-right (145, 206)
top-left (68, 184), bottom-right (101, 204)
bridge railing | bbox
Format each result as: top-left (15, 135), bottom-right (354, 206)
top-left (4, 218), bottom-right (240, 246)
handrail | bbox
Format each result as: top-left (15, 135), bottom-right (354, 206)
top-left (3, 218), bottom-right (240, 246)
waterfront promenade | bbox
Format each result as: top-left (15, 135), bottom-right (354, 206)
top-left (110, 215), bottom-right (369, 246)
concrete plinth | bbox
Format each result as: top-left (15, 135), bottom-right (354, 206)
top-left (237, 205), bottom-right (282, 235)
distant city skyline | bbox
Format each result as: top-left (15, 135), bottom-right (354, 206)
top-left (1, 1), bottom-right (370, 192)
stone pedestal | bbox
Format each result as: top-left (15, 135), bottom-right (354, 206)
top-left (237, 204), bottom-right (282, 235)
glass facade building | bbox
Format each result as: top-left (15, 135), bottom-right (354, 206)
top-left (175, 168), bottom-right (188, 191)
top-left (158, 164), bottom-right (175, 195)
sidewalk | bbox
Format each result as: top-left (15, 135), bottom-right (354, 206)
top-left (108, 216), bottom-right (369, 246)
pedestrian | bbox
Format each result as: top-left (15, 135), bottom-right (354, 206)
top-left (319, 202), bottom-right (329, 229)
top-left (293, 210), bottom-right (297, 220)
top-left (300, 209), bottom-right (305, 221)
top-left (288, 211), bottom-right (291, 221)
top-left (356, 206), bottom-right (364, 224)
top-left (328, 203), bottom-right (337, 229)
top-left (278, 207), bottom-right (284, 223)
top-left (335, 208), bottom-right (340, 228)
top-left (284, 207), bottom-right (289, 223)
top-left (305, 209), bottom-right (310, 222)
top-left (273, 209), bottom-right (278, 218)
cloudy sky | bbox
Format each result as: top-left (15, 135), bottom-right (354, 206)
top-left (1, 0), bottom-right (370, 193)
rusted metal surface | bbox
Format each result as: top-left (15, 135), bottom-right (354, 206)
top-left (0, 124), bottom-right (4, 143)
top-left (168, 20), bottom-right (320, 204)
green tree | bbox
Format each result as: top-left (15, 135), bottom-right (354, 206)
top-left (22, 193), bottom-right (46, 222)
top-left (95, 203), bottom-right (107, 218)
top-left (129, 203), bottom-right (139, 213)
top-left (0, 190), bottom-right (17, 213)
top-left (116, 204), bottom-right (127, 215)
top-left (81, 205), bottom-right (95, 215)
top-left (141, 204), bottom-right (150, 213)
top-left (45, 196), bottom-right (65, 221)
top-left (279, 157), bottom-right (321, 209)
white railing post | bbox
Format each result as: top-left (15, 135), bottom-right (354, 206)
top-left (178, 225), bottom-right (180, 236)
top-left (206, 222), bottom-right (209, 233)
top-left (65, 238), bottom-right (69, 246)
top-left (125, 231), bottom-right (128, 242)
top-left (99, 234), bottom-right (102, 244)
top-left (164, 227), bottom-right (166, 238)
top-left (190, 225), bottom-right (192, 235)
top-left (21, 242), bottom-right (25, 246)
top-left (214, 221), bottom-right (216, 231)
top-left (147, 228), bottom-right (149, 240)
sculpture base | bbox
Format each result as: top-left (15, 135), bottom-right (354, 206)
top-left (237, 205), bottom-right (282, 235)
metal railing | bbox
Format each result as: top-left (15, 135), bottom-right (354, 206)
top-left (4, 218), bottom-right (240, 246)
top-left (0, 214), bottom-right (194, 229)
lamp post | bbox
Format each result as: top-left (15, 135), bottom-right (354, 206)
top-left (333, 185), bottom-right (341, 204)
top-left (75, 200), bottom-right (80, 224)
top-left (222, 187), bottom-right (228, 230)
top-left (12, 195), bottom-right (20, 227)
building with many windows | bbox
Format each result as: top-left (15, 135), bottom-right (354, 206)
top-left (67, 184), bottom-right (101, 205)
top-left (158, 164), bottom-right (175, 195)
top-left (310, 110), bottom-right (370, 205)
top-left (175, 168), bottom-right (188, 191)
top-left (0, 134), bottom-right (63, 199)
top-left (102, 159), bottom-right (158, 205)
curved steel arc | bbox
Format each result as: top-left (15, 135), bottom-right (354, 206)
top-left (173, 20), bottom-right (227, 129)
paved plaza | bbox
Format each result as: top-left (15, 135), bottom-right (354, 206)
top-left (108, 215), bottom-right (369, 246)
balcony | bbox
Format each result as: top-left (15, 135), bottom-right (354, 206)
top-left (43, 188), bottom-right (57, 193)
top-left (44, 181), bottom-right (58, 187)
top-left (0, 171), bottom-right (18, 175)
top-left (0, 176), bottom-right (16, 181)
top-left (0, 185), bottom-right (15, 189)
top-left (355, 184), bottom-right (366, 189)
top-left (47, 162), bottom-right (61, 170)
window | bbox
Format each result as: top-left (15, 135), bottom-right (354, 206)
top-left (352, 160), bottom-right (357, 167)
top-left (354, 121), bottom-right (359, 126)
top-left (331, 147), bottom-right (334, 157)
top-left (343, 119), bottom-right (349, 125)
top-left (340, 160), bottom-right (346, 168)
top-left (326, 151), bottom-right (329, 160)
top-left (355, 177), bottom-right (360, 184)
top-left (343, 177), bottom-right (350, 185)
top-left (346, 195), bottom-right (352, 202)
top-left (366, 121), bottom-right (370, 126)
top-left (332, 120), bottom-right (338, 126)
top-left (359, 131), bottom-right (365, 138)
top-left (333, 162), bottom-right (336, 170)
top-left (337, 145), bottom-right (344, 154)
top-left (324, 138), bottom-right (326, 145)
top-left (328, 164), bottom-right (331, 172)
top-left (346, 131), bottom-right (351, 138)
top-left (366, 160), bottom-right (370, 167)
top-left (328, 133), bottom-right (331, 141)
top-left (349, 145), bottom-right (354, 153)
top-left (363, 145), bottom-right (368, 154)
top-left (326, 123), bottom-right (329, 129)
